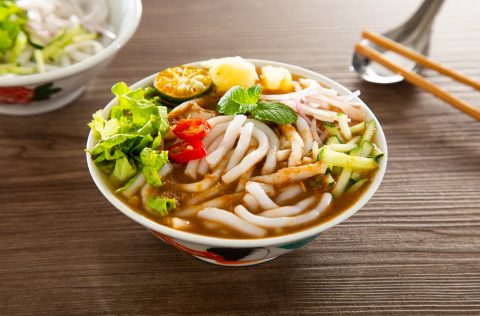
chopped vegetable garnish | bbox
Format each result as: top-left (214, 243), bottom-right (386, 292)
top-left (173, 118), bottom-right (211, 141)
top-left (168, 140), bottom-right (207, 164)
top-left (318, 147), bottom-right (379, 171)
top-left (147, 196), bottom-right (177, 216)
top-left (87, 82), bottom-right (170, 187)
top-left (217, 85), bottom-right (297, 124)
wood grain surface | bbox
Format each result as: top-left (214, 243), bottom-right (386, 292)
top-left (1, 0), bottom-right (479, 315)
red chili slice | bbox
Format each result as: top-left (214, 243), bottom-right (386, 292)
top-left (172, 118), bottom-right (211, 141)
top-left (167, 140), bottom-right (207, 163)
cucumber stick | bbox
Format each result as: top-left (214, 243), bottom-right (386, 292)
top-left (332, 168), bottom-right (352, 197)
top-left (360, 119), bottom-right (376, 143)
top-left (323, 122), bottom-right (344, 142)
top-left (347, 178), bottom-right (368, 193)
top-left (350, 121), bottom-right (366, 134)
top-left (326, 135), bottom-right (342, 145)
top-left (324, 173), bottom-right (335, 188)
top-left (326, 143), bottom-right (357, 153)
top-left (319, 147), bottom-right (378, 171)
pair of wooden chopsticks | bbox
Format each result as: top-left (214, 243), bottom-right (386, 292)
top-left (355, 29), bottom-right (480, 120)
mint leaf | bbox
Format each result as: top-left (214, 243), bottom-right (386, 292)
top-left (217, 85), bottom-right (261, 115)
top-left (238, 103), bottom-right (256, 113)
top-left (251, 101), bottom-right (298, 124)
top-left (245, 85), bottom-right (262, 103)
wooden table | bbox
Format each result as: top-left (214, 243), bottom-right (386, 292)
top-left (1, 0), bottom-right (479, 314)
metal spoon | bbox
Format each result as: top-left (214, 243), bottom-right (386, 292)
top-left (351, 0), bottom-right (445, 84)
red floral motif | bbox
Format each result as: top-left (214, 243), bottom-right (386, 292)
top-left (0, 83), bottom-right (61, 104)
top-left (151, 231), bottom-right (262, 265)
top-left (0, 87), bottom-right (34, 104)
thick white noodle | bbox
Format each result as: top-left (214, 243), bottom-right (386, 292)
top-left (175, 193), bottom-right (243, 217)
top-left (274, 184), bottom-right (304, 204)
top-left (279, 125), bottom-right (304, 167)
top-left (186, 183), bottom-right (225, 206)
top-left (246, 119), bottom-right (279, 174)
top-left (276, 149), bottom-right (291, 162)
top-left (198, 208), bottom-right (266, 237)
top-left (234, 193), bottom-right (332, 228)
top-left (252, 162), bottom-right (327, 185)
top-left (159, 163), bottom-right (173, 177)
top-left (296, 116), bottom-right (313, 155)
top-left (243, 193), bottom-right (259, 210)
top-left (226, 122), bottom-right (254, 171)
top-left (121, 173), bottom-right (146, 199)
top-left (222, 128), bottom-right (269, 184)
top-left (235, 164), bottom-right (255, 192)
top-left (311, 141), bottom-right (320, 161)
top-left (245, 182), bottom-right (279, 210)
top-left (260, 196), bottom-right (317, 217)
top-left (180, 153), bottom-right (229, 192)
top-left (188, 122), bottom-right (229, 177)
top-left (140, 184), bottom-right (154, 212)
top-left (197, 137), bottom-right (223, 175)
top-left (206, 115), bottom-right (247, 168)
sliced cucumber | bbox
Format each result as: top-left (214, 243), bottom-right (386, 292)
top-left (8, 31), bottom-right (27, 63)
top-left (347, 178), bottom-right (368, 193)
top-left (331, 166), bottom-right (342, 176)
top-left (326, 143), bottom-right (357, 153)
top-left (372, 145), bottom-right (384, 161)
top-left (326, 135), bottom-right (342, 145)
top-left (43, 25), bottom-right (87, 60)
top-left (346, 135), bottom-right (361, 145)
top-left (350, 121), bottom-right (366, 134)
top-left (359, 140), bottom-right (374, 157)
top-left (318, 147), bottom-right (378, 171)
top-left (360, 119), bottom-right (376, 143)
top-left (350, 171), bottom-right (364, 182)
top-left (324, 173), bottom-right (335, 188)
top-left (332, 168), bottom-right (352, 198)
top-left (323, 122), bottom-right (344, 142)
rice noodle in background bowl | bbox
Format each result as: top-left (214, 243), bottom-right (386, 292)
top-left (86, 59), bottom-right (388, 266)
top-left (0, 0), bottom-right (142, 116)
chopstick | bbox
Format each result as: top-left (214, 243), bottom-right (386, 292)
top-left (362, 29), bottom-right (480, 91)
top-left (354, 30), bottom-right (480, 121)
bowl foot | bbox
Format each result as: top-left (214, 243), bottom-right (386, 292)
top-left (193, 255), bottom-right (277, 266)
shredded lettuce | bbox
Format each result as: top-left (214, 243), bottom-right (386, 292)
top-left (146, 196), bottom-right (176, 216)
top-left (87, 82), bottom-right (170, 188)
top-left (0, 1), bottom-right (27, 58)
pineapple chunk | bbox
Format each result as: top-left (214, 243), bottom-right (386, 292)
top-left (202, 56), bottom-right (258, 93)
top-left (260, 65), bottom-right (293, 92)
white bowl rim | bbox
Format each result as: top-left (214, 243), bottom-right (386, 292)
top-left (0, 0), bottom-right (142, 87)
top-left (86, 58), bottom-right (388, 248)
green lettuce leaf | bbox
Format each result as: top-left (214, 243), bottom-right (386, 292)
top-left (87, 82), bottom-right (171, 189)
top-left (146, 196), bottom-right (177, 216)
top-left (140, 148), bottom-right (169, 187)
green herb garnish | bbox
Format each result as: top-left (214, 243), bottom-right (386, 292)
top-left (217, 85), bottom-right (297, 124)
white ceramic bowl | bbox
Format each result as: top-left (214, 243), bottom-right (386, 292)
top-left (0, 0), bottom-right (142, 116)
top-left (86, 59), bottom-right (388, 266)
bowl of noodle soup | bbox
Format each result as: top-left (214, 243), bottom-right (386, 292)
top-left (86, 59), bottom-right (387, 266)
top-left (0, 0), bottom-right (142, 115)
